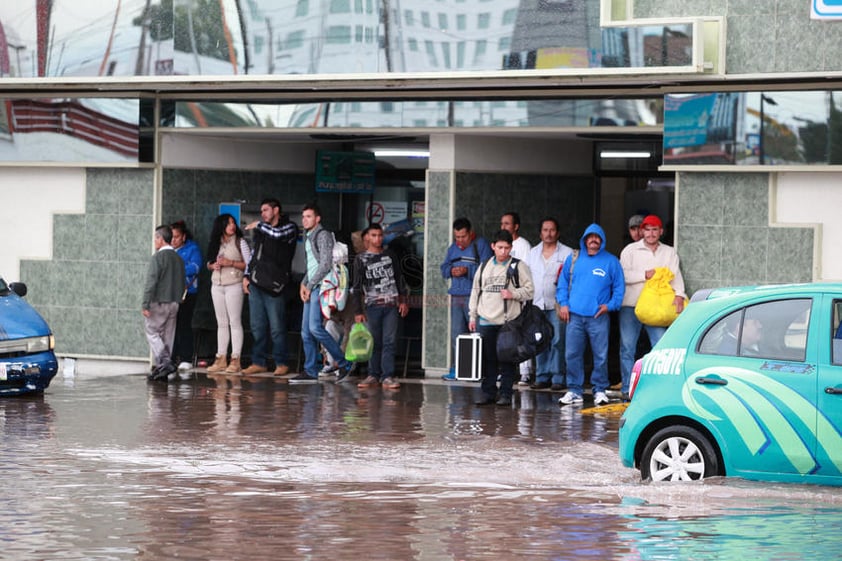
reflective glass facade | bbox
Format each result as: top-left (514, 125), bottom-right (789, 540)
top-left (0, 1), bottom-right (693, 79)
top-left (172, 98), bottom-right (662, 128)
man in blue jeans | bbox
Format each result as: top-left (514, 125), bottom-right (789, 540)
top-left (242, 199), bottom-right (298, 376)
top-left (555, 223), bottom-right (624, 407)
top-left (351, 223), bottom-right (409, 390)
top-left (525, 217), bottom-right (574, 391)
top-left (292, 202), bottom-right (356, 383)
top-left (439, 217), bottom-right (492, 380)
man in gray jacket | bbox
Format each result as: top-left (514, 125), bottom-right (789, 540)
top-left (291, 203), bottom-right (357, 383)
top-left (143, 225), bottom-right (185, 381)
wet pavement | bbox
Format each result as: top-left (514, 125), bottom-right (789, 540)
top-left (3, 371), bottom-right (842, 560)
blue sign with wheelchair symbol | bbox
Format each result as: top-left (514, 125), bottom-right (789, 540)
top-left (814, 0), bottom-right (842, 18)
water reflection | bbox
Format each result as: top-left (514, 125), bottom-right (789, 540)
top-left (1, 374), bottom-right (841, 560)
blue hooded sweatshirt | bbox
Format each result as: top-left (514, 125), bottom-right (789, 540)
top-left (555, 223), bottom-right (624, 317)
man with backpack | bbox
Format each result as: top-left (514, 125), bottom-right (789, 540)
top-left (440, 217), bottom-right (492, 380)
top-left (292, 202), bottom-right (357, 383)
top-left (468, 230), bottom-right (534, 407)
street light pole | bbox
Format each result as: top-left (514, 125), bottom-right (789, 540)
top-left (759, 94), bottom-right (777, 165)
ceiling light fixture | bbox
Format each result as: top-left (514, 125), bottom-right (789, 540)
top-left (373, 149), bottom-right (430, 158)
top-left (599, 150), bottom-right (652, 159)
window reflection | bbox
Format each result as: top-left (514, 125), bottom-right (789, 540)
top-left (0, 98), bottom-right (138, 163)
top-left (171, 98), bottom-right (660, 128)
top-left (0, 2), bottom-right (695, 79)
top-left (664, 91), bottom-right (842, 166)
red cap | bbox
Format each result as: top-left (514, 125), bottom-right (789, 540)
top-left (641, 214), bottom-right (662, 229)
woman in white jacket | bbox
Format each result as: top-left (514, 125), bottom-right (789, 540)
top-left (205, 214), bottom-right (251, 373)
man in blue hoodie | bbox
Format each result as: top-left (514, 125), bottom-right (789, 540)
top-left (439, 217), bottom-right (492, 380)
top-left (555, 224), bottom-right (624, 406)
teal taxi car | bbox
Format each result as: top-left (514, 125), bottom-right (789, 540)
top-left (619, 283), bottom-right (842, 486)
top-left (0, 277), bottom-right (58, 396)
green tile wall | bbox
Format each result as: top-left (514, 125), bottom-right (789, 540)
top-left (20, 168), bottom-right (155, 359)
top-left (676, 172), bottom-right (813, 294)
top-left (423, 171), bottom-right (453, 370)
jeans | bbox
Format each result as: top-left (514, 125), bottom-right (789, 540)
top-left (366, 304), bottom-right (399, 380)
top-left (619, 306), bottom-right (667, 393)
top-left (535, 308), bottom-right (566, 385)
top-left (449, 295), bottom-right (470, 368)
top-left (565, 312), bottom-right (610, 396)
top-left (248, 285), bottom-right (288, 367)
top-left (478, 323), bottom-right (516, 400)
top-left (302, 287), bottom-right (350, 377)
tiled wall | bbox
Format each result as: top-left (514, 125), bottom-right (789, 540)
top-left (676, 172), bottom-right (813, 294)
top-left (422, 171), bottom-right (454, 371)
top-left (632, 0), bottom-right (838, 74)
top-left (21, 168), bottom-right (155, 358)
top-left (422, 170), bottom-right (595, 371)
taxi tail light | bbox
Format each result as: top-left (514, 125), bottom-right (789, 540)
top-left (629, 359), bottom-right (643, 400)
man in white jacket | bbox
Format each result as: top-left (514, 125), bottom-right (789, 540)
top-left (619, 214), bottom-right (686, 399)
top-left (525, 217), bottom-right (574, 391)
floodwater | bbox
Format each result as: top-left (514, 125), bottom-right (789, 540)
top-left (2, 372), bottom-right (841, 561)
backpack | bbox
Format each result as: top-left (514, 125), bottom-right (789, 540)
top-left (477, 257), bottom-right (554, 364)
top-left (319, 261), bottom-right (349, 318)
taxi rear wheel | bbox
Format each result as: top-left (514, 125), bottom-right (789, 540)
top-left (640, 426), bottom-right (719, 482)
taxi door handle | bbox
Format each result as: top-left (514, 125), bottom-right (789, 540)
top-left (696, 377), bottom-right (727, 386)
top-left (825, 387), bottom-right (842, 395)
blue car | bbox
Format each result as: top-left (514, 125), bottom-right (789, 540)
top-left (0, 277), bottom-right (58, 396)
top-left (619, 283), bottom-right (842, 486)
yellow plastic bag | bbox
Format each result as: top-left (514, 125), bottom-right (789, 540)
top-left (634, 267), bottom-right (686, 327)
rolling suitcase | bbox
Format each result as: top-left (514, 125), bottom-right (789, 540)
top-left (455, 333), bottom-right (482, 381)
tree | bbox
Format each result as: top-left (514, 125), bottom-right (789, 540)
top-left (172, 0), bottom-right (234, 62)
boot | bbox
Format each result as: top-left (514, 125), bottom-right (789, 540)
top-left (225, 356), bottom-right (241, 374)
top-left (206, 354), bottom-right (227, 373)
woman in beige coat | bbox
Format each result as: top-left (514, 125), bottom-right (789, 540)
top-left (205, 214), bottom-right (251, 373)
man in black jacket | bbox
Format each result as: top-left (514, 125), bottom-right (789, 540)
top-left (242, 198), bottom-right (299, 376)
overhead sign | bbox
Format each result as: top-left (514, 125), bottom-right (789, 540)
top-left (813, 0), bottom-right (842, 18)
top-left (315, 150), bottom-right (376, 194)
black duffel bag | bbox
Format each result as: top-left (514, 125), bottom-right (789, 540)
top-left (496, 303), bottom-right (554, 364)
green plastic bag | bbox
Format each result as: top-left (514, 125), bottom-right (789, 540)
top-left (345, 322), bottom-right (374, 362)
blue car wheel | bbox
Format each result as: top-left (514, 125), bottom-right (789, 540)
top-left (640, 426), bottom-right (720, 482)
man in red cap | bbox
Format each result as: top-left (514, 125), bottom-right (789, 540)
top-left (618, 214), bottom-right (686, 400)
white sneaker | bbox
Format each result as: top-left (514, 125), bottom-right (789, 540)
top-left (177, 361), bottom-right (192, 371)
top-left (593, 391), bottom-right (610, 406)
top-left (558, 391), bottom-right (583, 405)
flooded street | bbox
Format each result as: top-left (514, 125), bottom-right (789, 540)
top-left (3, 372), bottom-right (841, 560)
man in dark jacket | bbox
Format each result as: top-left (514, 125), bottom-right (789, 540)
top-left (242, 198), bottom-right (299, 376)
top-left (351, 223), bottom-right (409, 390)
top-left (439, 217), bottom-right (492, 380)
top-left (143, 224), bottom-right (185, 381)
